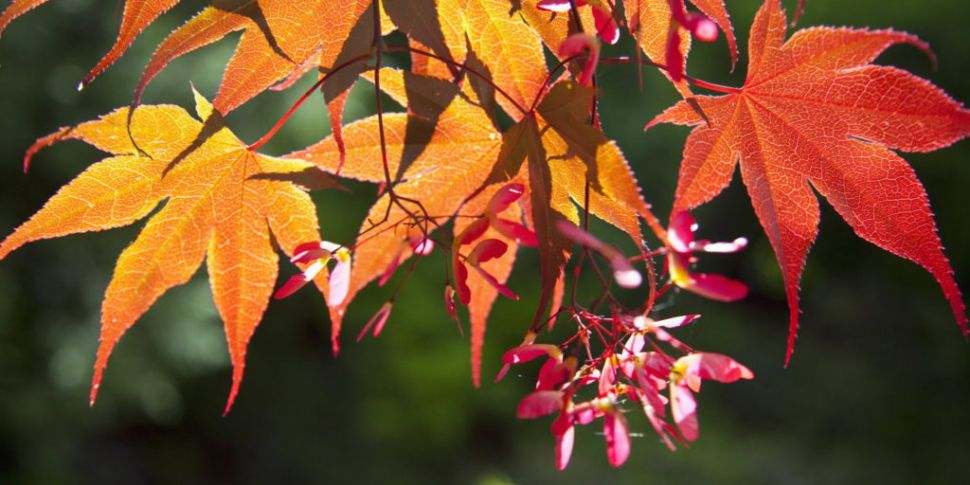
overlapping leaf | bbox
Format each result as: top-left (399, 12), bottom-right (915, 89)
top-left (536, 81), bottom-right (662, 243)
top-left (620, 0), bottom-right (736, 94)
top-left (624, 0), bottom-right (690, 69)
top-left (648, 0), bottom-right (970, 362)
top-left (385, 0), bottom-right (465, 80)
top-left (289, 69), bottom-right (508, 356)
top-left (384, 0), bottom-right (549, 121)
top-left (442, 0), bottom-right (548, 120)
top-left (0, 90), bottom-right (328, 412)
top-left (288, 69), bottom-right (654, 379)
top-left (136, 1), bottom-right (376, 115)
top-left (481, 81), bottom-right (660, 336)
top-left (456, 184), bottom-right (523, 387)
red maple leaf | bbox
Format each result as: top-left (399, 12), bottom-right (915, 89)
top-left (648, 0), bottom-right (970, 362)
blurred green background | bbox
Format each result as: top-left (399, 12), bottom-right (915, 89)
top-left (1, 0), bottom-right (968, 483)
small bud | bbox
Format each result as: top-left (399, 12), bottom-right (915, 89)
top-left (536, 0), bottom-right (582, 12)
top-left (613, 267), bottom-right (643, 289)
top-left (689, 16), bottom-right (719, 42)
top-left (411, 238), bottom-right (435, 255)
top-left (697, 237), bottom-right (748, 253)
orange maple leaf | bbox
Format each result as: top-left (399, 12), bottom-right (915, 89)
top-left (134, 1), bottom-right (376, 116)
top-left (648, 0), bottom-right (970, 362)
top-left (0, 89), bottom-right (330, 413)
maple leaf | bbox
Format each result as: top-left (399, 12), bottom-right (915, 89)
top-left (648, 0), bottom-right (970, 362)
top-left (0, 0), bottom-right (180, 88)
top-left (0, 89), bottom-right (329, 413)
top-left (520, 115), bottom-right (577, 333)
top-left (133, 0), bottom-right (379, 123)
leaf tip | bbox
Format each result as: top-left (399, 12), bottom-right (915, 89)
top-left (948, 291), bottom-right (968, 338)
top-left (223, 366), bottom-right (244, 416)
top-left (330, 333), bottom-right (341, 357)
top-left (88, 376), bottom-right (102, 408)
top-left (23, 126), bottom-right (75, 173)
top-left (784, 314), bottom-right (799, 368)
top-left (471, 307), bottom-right (486, 389)
top-left (90, 332), bottom-right (120, 407)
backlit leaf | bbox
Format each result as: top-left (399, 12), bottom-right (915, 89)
top-left (460, 0), bottom-right (548, 118)
top-left (649, 0), bottom-right (970, 362)
top-left (0, 89), bottom-right (327, 412)
top-left (289, 69), bottom-right (503, 353)
top-left (135, 0), bottom-right (375, 116)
